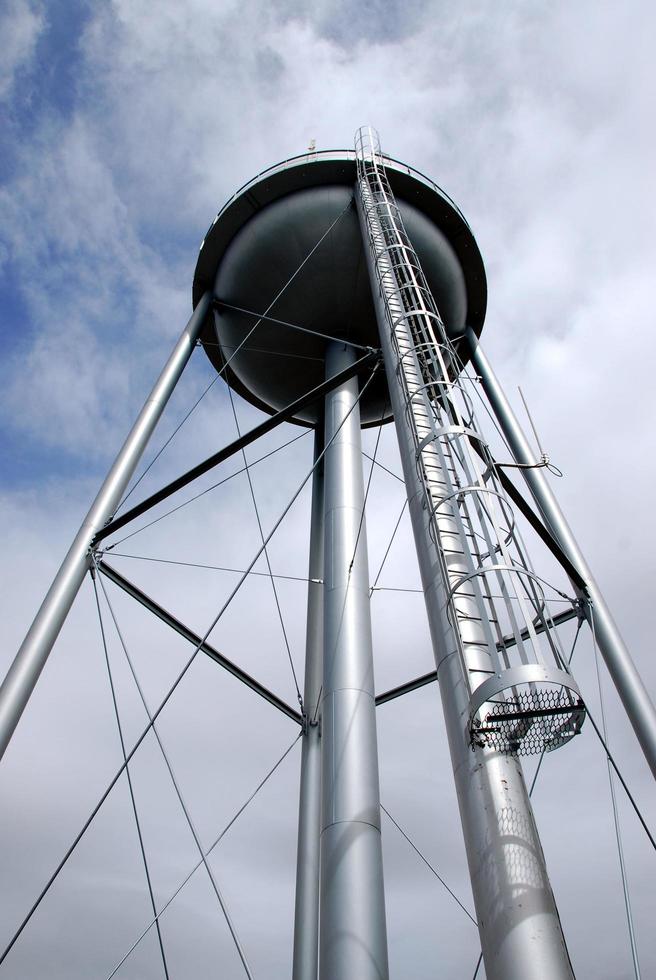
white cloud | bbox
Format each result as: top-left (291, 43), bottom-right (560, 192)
top-left (1, 1), bottom-right (656, 977)
top-left (0, 112), bottom-right (192, 457)
top-left (0, 0), bottom-right (44, 102)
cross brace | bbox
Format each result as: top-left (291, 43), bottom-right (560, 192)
top-left (374, 605), bottom-right (579, 707)
top-left (97, 560), bottom-right (303, 725)
top-left (94, 350), bottom-right (378, 545)
top-left (98, 563), bottom-right (577, 717)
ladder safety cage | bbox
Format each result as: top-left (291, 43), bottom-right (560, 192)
top-left (355, 126), bottom-right (585, 756)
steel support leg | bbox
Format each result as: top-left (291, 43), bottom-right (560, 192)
top-left (467, 331), bottom-right (656, 780)
top-left (319, 342), bottom-right (389, 980)
top-left (293, 428), bottom-right (324, 980)
top-left (0, 292), bottom-right (212, 760)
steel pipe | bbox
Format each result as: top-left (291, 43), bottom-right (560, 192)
top-left (467, 332), bottom-right (656, 780)
top-left (319, 342), bottom-right (389, 980)
top-left (292, 429), bottom-right (324, 980)
top-left (0, 292), bottom-right (212, 760)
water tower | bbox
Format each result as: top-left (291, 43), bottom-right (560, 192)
top-left (2, 128), bottom-right (654, 979)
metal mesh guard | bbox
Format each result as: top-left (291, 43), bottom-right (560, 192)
top-left (470, 687), bottom-right (585, 756)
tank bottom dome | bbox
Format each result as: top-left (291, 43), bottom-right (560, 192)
top-left (208, 185), bottom-right (470, 426)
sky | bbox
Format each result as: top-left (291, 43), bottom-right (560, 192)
top-left (1, 1), bottom-right (655, 977)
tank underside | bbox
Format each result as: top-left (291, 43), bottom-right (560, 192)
top-left (193, 152), bottom-right (487, 427)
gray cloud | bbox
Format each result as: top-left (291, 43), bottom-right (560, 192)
top-left (275, 0), bottom-right (433, 47)
top-left (1, 1), bottom-right (655, 978)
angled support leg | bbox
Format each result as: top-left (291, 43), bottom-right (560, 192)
top-left (467, 330), bottom-right (656, 780)
top-left (0, 292), bottom-right (212, 761)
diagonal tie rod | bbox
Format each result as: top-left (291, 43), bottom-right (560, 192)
top-left (94, 350), bottom-right (379, 545)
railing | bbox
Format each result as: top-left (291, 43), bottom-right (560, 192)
top-left (198, 147), bottom-right (470, 254)
top-left (355, 125), bottom-right (584, 755)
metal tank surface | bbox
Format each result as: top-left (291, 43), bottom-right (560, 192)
top-left (190, 137), bottom-right (579, 978)
top-left (192, 149), bottom-right (486, 426)
top-left (3, 129), bottom-right (655, 980)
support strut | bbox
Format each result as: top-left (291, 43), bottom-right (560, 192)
top-left (292, 430), bottom-right (324, 980)
top-left (0, 292), bottom-right (212, 761)
top-left (319, 342), bottom-right (389, 980)
top-left (467, 332), bottom-right (656, 779)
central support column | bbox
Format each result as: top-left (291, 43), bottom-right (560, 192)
top-left (319, 342), bottom-right (389, 980)
top-left (293, 429), bottom-right (324, 980)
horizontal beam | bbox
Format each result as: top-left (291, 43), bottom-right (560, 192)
top-left (375, 670), bottom-right (437, 707)
top-left (375, 605), bottom-right (579, 707)
top-left (500, 604), bottom-right (579, 651)
top-left (94, 350), bottom-right (378, 545)
top-left (98, 560), bottom-right (303, 726)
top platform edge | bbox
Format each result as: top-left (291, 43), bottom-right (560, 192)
top-left (207, 148), bottom-right (470, 235)
top-left (192, 148), bottom-right (487, 333)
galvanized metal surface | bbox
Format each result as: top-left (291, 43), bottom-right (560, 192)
top-left (193, 150), bottom-right (486, 428)
top-left (292, 430), bottom-right (324, 980)
top-left (319, 342), bottom-right (389, 980)
top-left (356, 131), bottom-right (573, 978)
top-left (0, 291), bottom-right (212, 761)
top-left (355, 128), bottom-right (582, 756)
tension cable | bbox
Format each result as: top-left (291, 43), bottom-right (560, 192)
top-left (97, 570), bottom-right (254, 979)
top-left (590, 607), bottom-right (642, 978)
top-left (105, 733), bottom-right (301, 980)
top-left (226, 381), bottom-right (302, 706)
top-left (108, 552), bottom-right (316, 584)
top-left (91, 570), bottom-right (170, 980)
top-left (0, 363), bottom-right (379, 970)
top-left (117, 197), bottom-right (353, 516)
top-left (105, 429), bottom-right (310, 549)
top-left (381, 804), bottom-right (477, 926)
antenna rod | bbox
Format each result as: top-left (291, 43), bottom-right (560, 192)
top-left (517, 384), bottom-right (546, 459)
